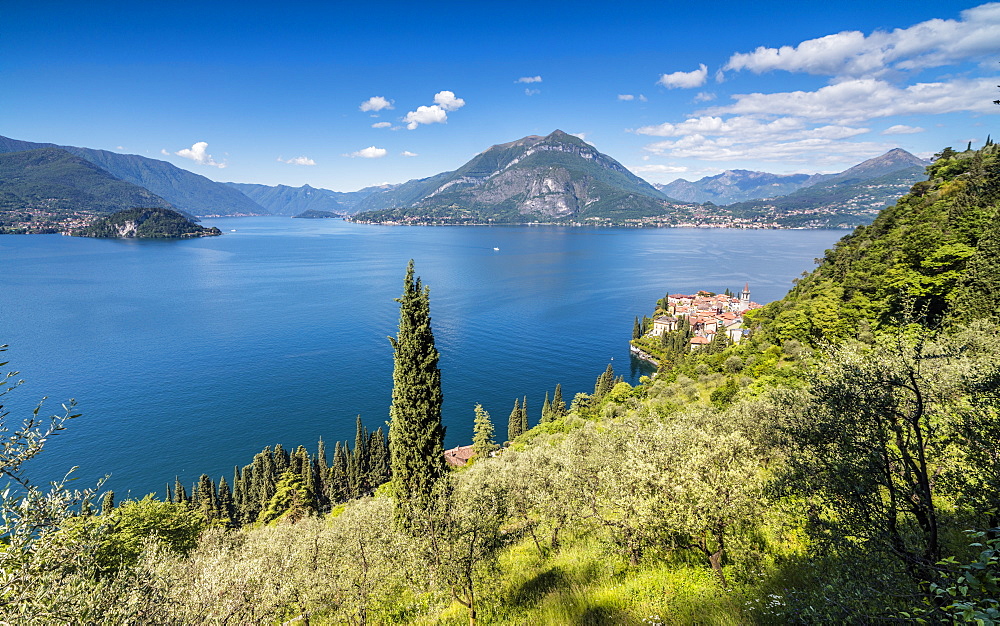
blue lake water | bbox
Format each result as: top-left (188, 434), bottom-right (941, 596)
top-left (1, 219), bottom-right (844, 498)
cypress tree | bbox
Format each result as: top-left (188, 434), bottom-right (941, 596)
top-left (594, 363), bottom-right (615, 399)
top-left (316, 437), bottom-right (330, 500)
top-left (332, 441), bottom-right (348, 502)
top-left (174, 476), bottom-right (188, 505)
top-left (472, 404), bottom-right (498, 460)
top-left (507, 398), bottom-right (522, 442)
top-left (388, 260), bottom-right (445, 510)
top-left (354, 415), bottom-right (370, 493)
top-left (289, 445), bottom-right (305, 477)
top-left (196, 474), bottom-right (216, 520)
top-left (100, 490), bottom-right (115, 515)
top-left (217, 476), bottom-right (234, 523)
top-left (369, 427), bottom-right (390, 488)
top-left (541, 391), bottom-right (551, 423)
top-left (632, 316), bottom-right (642, 340)
top-left (165, 483), bottom-right (173, 505)
top-left (520, 396), bottom-right (528, 434)
top-left (273, 444), bottom-right (290, 476)
top-left (553, 383), bottom-right (565, 418)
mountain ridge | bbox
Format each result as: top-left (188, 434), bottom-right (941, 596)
top-left (0, 135), bottom-right (268, 217)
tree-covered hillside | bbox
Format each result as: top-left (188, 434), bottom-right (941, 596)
top-left (748, 143), bottom-right (1000, 345)
top-left (0, 148), bottom-right (173, 233)
top-left (72, 207), bottom-right (222, 238)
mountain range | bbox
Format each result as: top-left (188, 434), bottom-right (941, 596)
top-left (223, 182), bottom-right (394, 216)
top-left (657, 148), bottom-right (929, 205)
top-left (0, 131), bottom-right (931, 230)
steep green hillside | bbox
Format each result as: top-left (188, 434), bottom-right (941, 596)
top-left (747, 143), bottom-right (1000, 344)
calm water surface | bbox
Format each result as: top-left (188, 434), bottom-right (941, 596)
top-left (1, 219), bottom-right (844, 497)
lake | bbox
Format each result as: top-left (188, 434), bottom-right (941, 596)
top-left (1, 219), bottom-right (844, 498)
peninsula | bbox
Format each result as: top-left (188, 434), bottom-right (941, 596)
top-left (71, 207), bottom-right (222, 239)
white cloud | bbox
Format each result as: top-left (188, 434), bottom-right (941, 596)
top-left (570, 132), bottom-right (588, 142)
top-left (710, 77), bottom-right (999, 124)
top-left (371, 121), bottom-right (393, 129)
top-left (401, 151), bottom-right (418, 157)
top-left (882, 124), bottom-right (925, 135)
top-left (174, 141), bottom-right (226, 168)
top-left (524, 88), bottom-right (540, 96)
top-left (693, 92), bottom-right (716, 103)
top-left (116, 145), bottom-right (125, 150)
top-left (658, 64), bottom-right (708, 89)
top-left (402, 91), bottom-right (466, 130)
top-left (516, 76), bottom-right (542, 83)
top-left (618, 94), bottom-right (635, 101)
top-left (160, 149), bottom-right (170, 156)
top-left (344, 146), bottom-right (387, 159)
top-left (725, 3), bottom-right (1000, 78)
top-left (634, 113), bottom-right (882, 166)
top-left (433, 90), bottom-right (465, 111)
top-left (404, 104), bottom-right (448, 130)
top-left (360, 96), bottom-right (394, 112)
top-left (629, 164), bottom-right (689, 174)
top-left (277, 156), bottom-right (316, 165)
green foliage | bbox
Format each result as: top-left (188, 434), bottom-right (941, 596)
top-left (389, 260), bottom-right (446, 511)
top-left (506, 398), bottom-right (522, 443)
top-left (257, 471), bottom-right (316, 525)
top-left (471, 403), bottom-right (498, 461)
top-left (923, 529), bottom-right (1000, 624)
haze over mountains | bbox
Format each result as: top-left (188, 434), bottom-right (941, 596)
top-left (224, 182), bottom-right (392, 216)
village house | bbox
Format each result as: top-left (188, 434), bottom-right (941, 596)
top-left (649, 284), bottom-right (761, 348)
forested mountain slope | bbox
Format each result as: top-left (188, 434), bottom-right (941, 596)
top-left (0, 148), bottom-right (173, 228)
top-left (0, 135), bottom-right (268, 217)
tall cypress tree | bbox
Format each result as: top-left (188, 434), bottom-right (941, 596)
top-left (507, 398), bottom-right (522, 442)
top-left (354, 415), bottom-right (370, 494)
top-left (388, 260), bottom-right (445, 510)
top-left (541, 391), bottom-right (552, 423)
top-left (217, 476), bottom-right (234, 523)
top-left (632, 316), bottom-right (642, 339)
top-left (472, 404), bottom-right (498, 460)
top-left (369, 427), bottom-right (390, 488)
top-left (553, 383), bottom-right (565, 418)
top-left (520, 395), bottom-right (528, 434)
top-left (332, 441), bottom-right (348, 502)
top-left (174, 476), bottom-right (188, 505)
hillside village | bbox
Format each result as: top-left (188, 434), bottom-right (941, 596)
top-left (635, 285), bottom-right (761, 359)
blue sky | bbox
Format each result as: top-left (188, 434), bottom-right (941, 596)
top-left (4, 1), bottom-right (998, 190)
